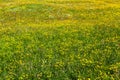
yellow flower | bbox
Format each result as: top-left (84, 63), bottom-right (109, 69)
top-left (87, 78), bottom-right (91, 80)
top-left (19, 60), bottom-right (23, 65)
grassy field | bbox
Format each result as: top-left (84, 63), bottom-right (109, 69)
top-left (0, 0), bottom-right (120, 79)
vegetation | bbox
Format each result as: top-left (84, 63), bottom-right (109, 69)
top-left (0, 0), bottom-right (120, 79)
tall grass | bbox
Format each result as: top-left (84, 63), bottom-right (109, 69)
top-left (0, 0), bottom-right (120, 79)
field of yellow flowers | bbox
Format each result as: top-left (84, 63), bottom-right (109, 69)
top-left (0, 0), bottom-right (120, 79)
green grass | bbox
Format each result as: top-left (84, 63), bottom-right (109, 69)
top-left (0, 0), bottom-right (120, 79)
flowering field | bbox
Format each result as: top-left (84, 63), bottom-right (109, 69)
top-left (0, 0), bottom-right (120, 79)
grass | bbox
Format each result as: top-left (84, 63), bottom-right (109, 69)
top-left (0, 0), bottom-right (120, 79)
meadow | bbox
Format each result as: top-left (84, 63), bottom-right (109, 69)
top-left (0, 0), bottom-right (120, 79)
